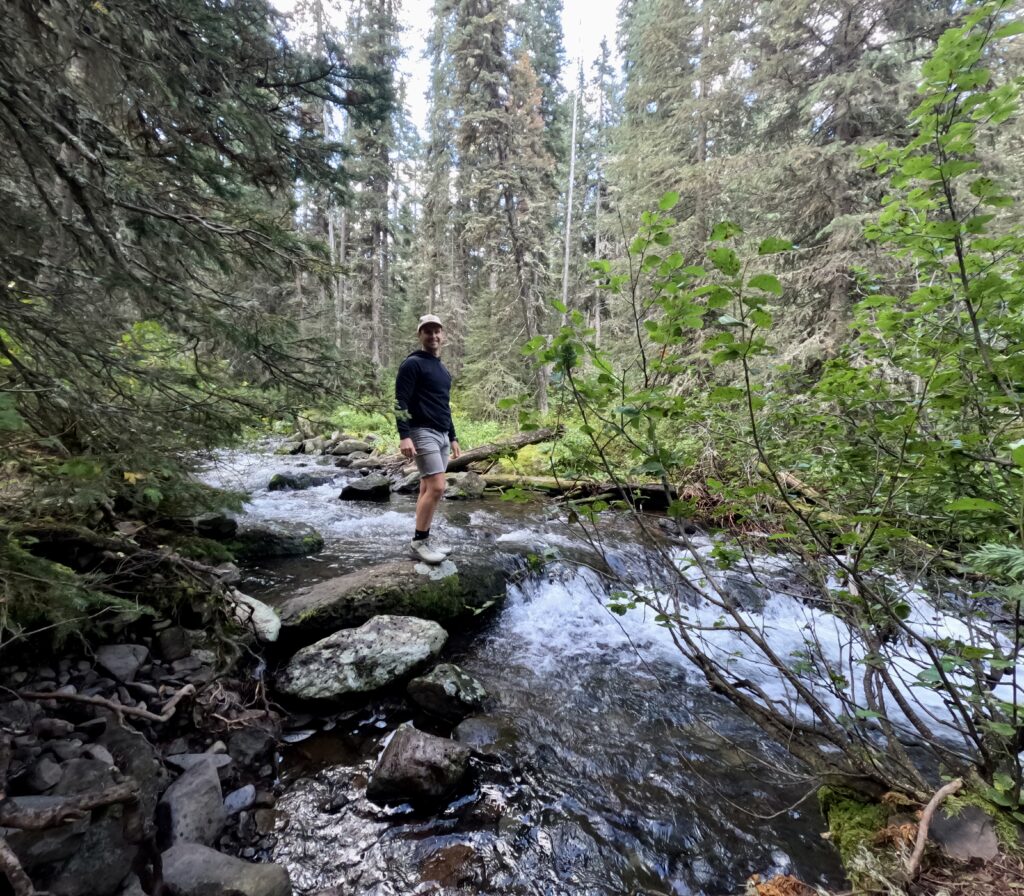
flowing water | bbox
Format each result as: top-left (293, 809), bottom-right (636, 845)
top-left (199, 447), bottom-right (846, 895)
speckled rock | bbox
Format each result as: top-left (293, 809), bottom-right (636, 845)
top-left (275, 616), bottom-right (447, 702)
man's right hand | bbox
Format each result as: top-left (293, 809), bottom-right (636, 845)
top-left (399, 437), bottom-right (416, 459)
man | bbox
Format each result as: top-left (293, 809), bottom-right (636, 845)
top-left (395, 314), bottom-right (461, 564)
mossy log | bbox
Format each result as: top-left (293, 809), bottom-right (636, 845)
top-left (352, 427), bottom-right (564, 473)
top-left (480, 474), bottom-right (676, 510)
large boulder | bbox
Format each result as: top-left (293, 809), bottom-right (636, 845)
top-left (276, 559), bottom-right (506, 644)
top-left (95, 645), bottom-right (148, 683)
top-left (228, 523), bottom-right (324, 563)
top-left (161, 842), bottom-right (291, 896)
top-left (268, 471), bottom-right (335, 492)
top-left (444, 472), bottom-right (486, 500)
top-left (407, 663), bottom-right (488, 722)
top-left (156, 756), bottom-right (226, 848)
top-left (275, 616), bottom-right (447, 702)
top-left (366, 724), bottom-right (471, 806)
top-left (339, 474), bottom-right (392, 502)
top-left (328, 438), bottom-right (372, 456)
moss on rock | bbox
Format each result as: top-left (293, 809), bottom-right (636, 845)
top-left (817, 785), bottom-right (890, 886)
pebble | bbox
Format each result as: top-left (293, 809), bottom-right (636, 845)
top-left (207, 740), bottom-right (227, 754)
top-left (76, 660), bottom-right (92, 673)
top-left (27, 755), bottom-right (63, 792)
top-left (253, 789), bottom-right (276, 809)
top-left (75, 717), bottom-right (107, 737)
top-left (84, 744), bottom-right (116, 766)
top-left (224, 784), bottom-right (256, 815)
top-left (49, 739), bottom-right (84, 761)
top-left (254, 808), bottom-right (279, 836)
top-left (33, 718), bottom-right (75, 739)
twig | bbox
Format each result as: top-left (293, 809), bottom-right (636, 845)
top-left (0, 837), bottom-right (40, 896)
top-left (18, 684), bottom-right (196, 724)
top-left (906, 777), bottom-right (963, 877)
top-left (0, 780), bottom-right (138, 830)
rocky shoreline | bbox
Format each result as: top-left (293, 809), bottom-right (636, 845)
top-left (0, 429), bottom-right (520, 896)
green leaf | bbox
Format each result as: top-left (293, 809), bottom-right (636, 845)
top-left (749, 308), bottom-right (773, 329)
top-left (758, 237), bottom-right (793, 255)
top-left (659, 191), bottom-right (680, 211)
top-left (709, 221), bottom-right (743, 241)
top-left (994, 21), bottom-right (1024, 39)
top-left (708, 247), bottom-right (740, 276)
top-left (945, 497), bottom-right (1005, 513)
top-left (709, 386), bottom-right (744, 403)
top-left (748, 273), bottom-right (782, 296)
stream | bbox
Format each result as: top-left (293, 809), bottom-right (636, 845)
top-left (199, 447), bottom-right (846, 895)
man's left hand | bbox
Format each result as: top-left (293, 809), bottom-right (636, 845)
top-left (451, 439), bottom-right (461, 459)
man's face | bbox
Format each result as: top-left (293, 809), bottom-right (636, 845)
top-left (418, 324), bottom-right (443, 354)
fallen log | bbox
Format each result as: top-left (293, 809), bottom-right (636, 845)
top-left (350, 426), bottom-right (563, 474)
top-left (446, 427), bottom-right (563, 472)
top-left (480, 474), bottom-right (676, 510)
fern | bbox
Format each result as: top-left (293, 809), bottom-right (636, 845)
top-left (966, 543), bottom-right (1024, 583)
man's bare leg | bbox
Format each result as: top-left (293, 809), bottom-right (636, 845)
top-left (415, 472), bottom-right (446, 533)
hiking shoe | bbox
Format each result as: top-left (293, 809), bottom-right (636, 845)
top-left (410, 538), bottom-right (446, 565)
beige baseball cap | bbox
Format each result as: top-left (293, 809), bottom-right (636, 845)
top-left (417, 313), bottom-right (444, 332)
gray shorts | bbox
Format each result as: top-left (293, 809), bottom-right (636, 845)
top-left (410, 427), bottom-right (450, 477)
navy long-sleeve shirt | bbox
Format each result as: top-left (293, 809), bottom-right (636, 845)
top-left (395, 350), bottom-right (457, 441)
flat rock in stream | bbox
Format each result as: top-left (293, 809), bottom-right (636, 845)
top-left (275, 615), bottom-right (447, 702)
top-left (275, 559), bottom-right (506, 645)
top-left (162, 842), bottom-right (291, 896)
top-left (366, 724), bottom-right (471, 806)
top-left (228, 523), bottom-right (325, 562)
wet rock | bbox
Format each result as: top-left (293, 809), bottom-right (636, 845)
top-left (45, 811), bottom-right (138, 896)
top-left (228, 727), bottom-right (276, 767)
top-left (254, 808), bottom-right (279, 835)
top-left (301, 437), bottom-right (326, 454)
top-left (164, 753), bottom-right (233, 775)
top-left (83, 743), bottom-right (115, 766)
top-left (214, 561), bottom-right (242, 584)
top-left (48, 739), bottom-right (84, 762)
top-left (453, 716), bottom-right (517, 755)
top-left (185, 512), bottom-right (239, 540)
top-left (225, 784), bottom-right (256, 815)
top-left (229, 523), bottom-right (325, 562)
top-left (408, 663), bottom-right (488, 722)
top-left (392, 471), bottom-right (421, 493)
top-left (156, 626), bottom-right (192, 663)
top-left (2, 796), bottom-right (90, 868)
top-left (276, 559), bottom-right (507, 643)
top-left (334, 450), bottom-right (371, 469)
top-left (268, 471), bottom-right (335, 492)
top-left (53, 758), bottom-right (119, 796)
top-left (348, 455), bottom-right (386, 472)
top-left (161, 842), bottom-right (292, 896)
top-left (95, 644), bottom-right (148, 683)
top-left (328, 438), bottom-right (372, 456)
top-left (276, 615), bottom-right (447, 702)
top-left (0, 699), bottom-right (39, 731)
top-left (231, 591), bottom-right (282, 643)
top-left (366, 724), bottom-right (471, 806)
top-left (445, 471), bottom-right (486, 500)
top-left (33, 717), bottom-right (76, 739)
top-left (929, 804), bottom-right (999, 861)
top-left (26, 755), bottom-right (62, 792)
top-left (339, 474), bottom-right (392, 502)
top-left (157, 756), bottom-right (226, 847)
